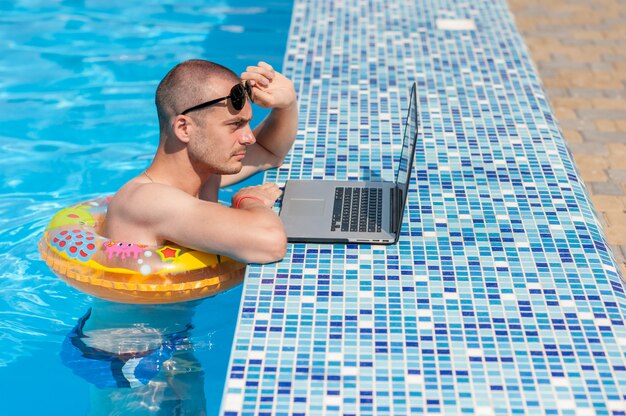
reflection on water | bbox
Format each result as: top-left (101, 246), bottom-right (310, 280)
top-left (62, 299), bottom-right (207, 415)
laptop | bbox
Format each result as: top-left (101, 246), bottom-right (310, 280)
top-left (278, 82), bottom-right (419, 244)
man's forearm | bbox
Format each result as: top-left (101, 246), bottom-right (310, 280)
top-left (252, 102), bottom-right (298, 163)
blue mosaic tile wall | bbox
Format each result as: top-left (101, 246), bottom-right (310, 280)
top-left (221, 0), bottom-right (626, 414)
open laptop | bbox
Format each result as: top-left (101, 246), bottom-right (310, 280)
top-left (278, 82), bottom-right (418, 244)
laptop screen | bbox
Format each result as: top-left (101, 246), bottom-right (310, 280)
top-left (394, 82), bottom-right (419, 225)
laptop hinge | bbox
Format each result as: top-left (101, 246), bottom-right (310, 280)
top-left (390, 187), bottom-right (398, 233)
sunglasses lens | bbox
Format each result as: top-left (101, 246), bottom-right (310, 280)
top-left (244, 82), bottom-right (253, 100)
top-left (229, 84), bottom-right (246, 110)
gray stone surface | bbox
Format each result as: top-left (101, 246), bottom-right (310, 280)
top-left (608, 169), bottom-right (626, 184)
top-left (591, 181), bottom-right (625, 195)
top-left (581, 131), bottom-right (626, 143)
top-left (577, 109), bottom-right (626, 119)
top-left (568, 142), bottom-right (609, 155)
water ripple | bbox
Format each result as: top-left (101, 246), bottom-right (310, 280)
top-left (0, 196), bottom-right (91, 367)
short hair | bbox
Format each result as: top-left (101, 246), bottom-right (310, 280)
top-left (155, 59), bottom-right (239, 129)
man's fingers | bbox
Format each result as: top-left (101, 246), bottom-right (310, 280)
top-left (245, 65), bottom-right (274, 80)
top-left (249, 88), bottom-right (273, 106)
top-left (241, 71), bottom-right (270, 87)
top-left (258, 183), bottom-right (281, 202)
top-left (257, 61), bottom-right (274, 75)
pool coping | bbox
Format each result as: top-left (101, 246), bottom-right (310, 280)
top-left (220, 0), bottom-right (626, 414)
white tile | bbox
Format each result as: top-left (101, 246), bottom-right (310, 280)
top-left (475, 406), bottom-right (495, 416)
top-left (467, 348), bottom-right (483, 357)
top-left (551, 377), bottom-right (569, 387)
top-left (557, 400), bottom-right (576, 409)
top-left (324, 395), bottom-right (342, 406)
top-left (608, 401), bottom-right (626, 411)
top-left (222, 394), bottom-right (243, 412)
top-left (228, 378), bottom-right (245, 389)
top-left (248, 350), bottom-right (265, 360)
top-left (406, 374), bottom-right (424, 384)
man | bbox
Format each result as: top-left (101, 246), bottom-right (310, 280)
top-left (104, 60), bottom-right (297, 264)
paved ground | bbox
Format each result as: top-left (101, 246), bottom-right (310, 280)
top-left (509, 0), bottom-right (626, 277)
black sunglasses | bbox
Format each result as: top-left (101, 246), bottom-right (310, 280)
top-left (180, 82), bottom-right (252, 115)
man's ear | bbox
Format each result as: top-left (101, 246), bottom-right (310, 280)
top-left (172, 115), bottom-right (192, 143)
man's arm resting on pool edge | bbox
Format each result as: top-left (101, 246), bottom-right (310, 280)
top-left (133, 184), bottom-right (287, 264)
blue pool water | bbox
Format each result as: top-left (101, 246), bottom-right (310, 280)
top-left (0, 1), bottom-right (292, 414)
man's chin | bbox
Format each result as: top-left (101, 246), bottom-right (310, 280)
top-left (219, 163), bottom-right (243, 175)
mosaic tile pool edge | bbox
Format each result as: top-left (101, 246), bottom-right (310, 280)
top-left (221, 0), bottom-right (626, 414)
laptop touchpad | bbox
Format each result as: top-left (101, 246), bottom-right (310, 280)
top-left (287, 198), bottom-right (326, 216)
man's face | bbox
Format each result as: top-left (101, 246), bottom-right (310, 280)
top-left (186, 82), bottom-right (255, 174)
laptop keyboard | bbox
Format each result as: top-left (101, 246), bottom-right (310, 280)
top-left (331, 187), bottom-right (383, 232)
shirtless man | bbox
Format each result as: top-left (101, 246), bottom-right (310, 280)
top-left (104, 60), bottom-right (297, 264)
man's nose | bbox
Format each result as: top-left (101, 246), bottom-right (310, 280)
top-left (240, 127), bottom-right (256, 145)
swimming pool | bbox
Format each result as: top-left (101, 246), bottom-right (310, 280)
top-left (0, 1), bottom-right (292, 414)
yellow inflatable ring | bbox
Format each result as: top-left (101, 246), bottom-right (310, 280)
top-left (39, 196), bottom-right (246, 304)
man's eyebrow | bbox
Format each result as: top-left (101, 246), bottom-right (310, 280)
top-left (225, 116), bottom-right (252, 124)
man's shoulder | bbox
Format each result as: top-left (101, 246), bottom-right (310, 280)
top-left (106, 179), bottom-right (193, 242)
top-left (108, 180), bottom-right (187, 221)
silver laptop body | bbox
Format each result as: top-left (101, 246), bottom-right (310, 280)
top-left (279, 82), bottom-right (418, 244)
